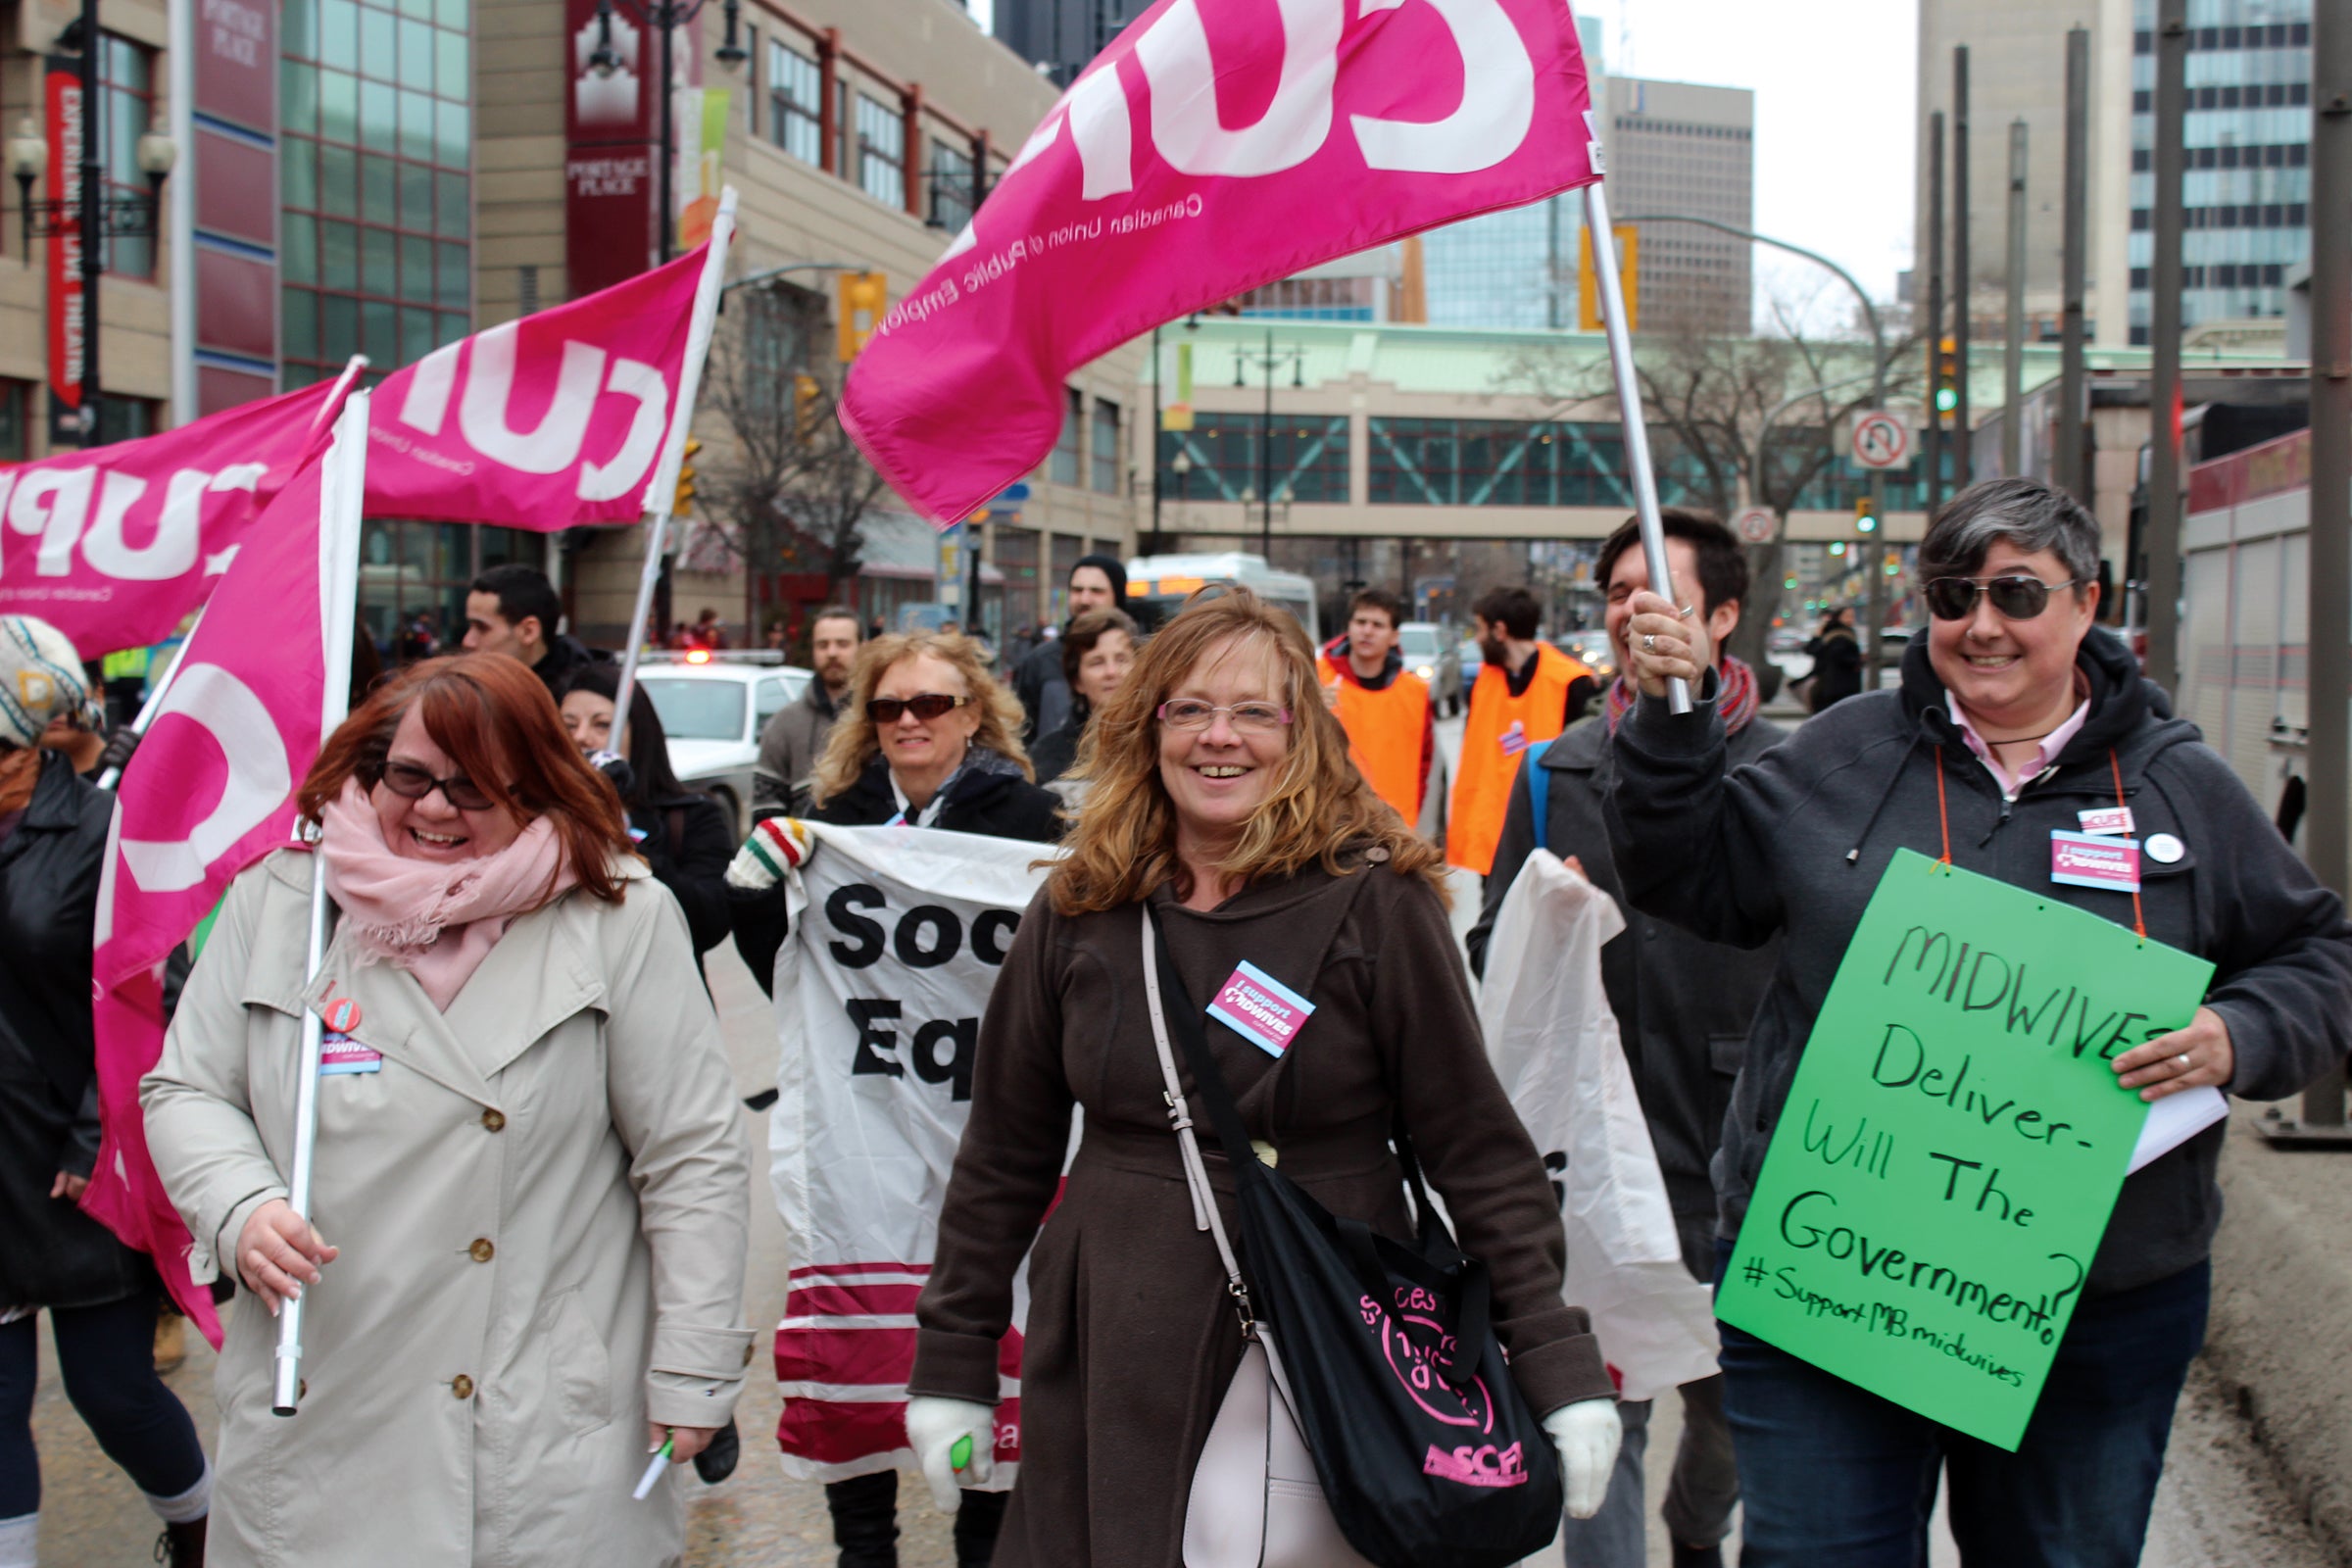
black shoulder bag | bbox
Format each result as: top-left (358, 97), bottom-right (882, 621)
top-left (1147, 908), bottom-right (1564, 1568)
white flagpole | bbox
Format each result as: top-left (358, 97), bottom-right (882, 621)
top-left (272, 384), bottom-right (370, 1417)
top-left (1582, 181), bottom-right (1692, 715)
top-left (615, 188), bottom-right (740, 725)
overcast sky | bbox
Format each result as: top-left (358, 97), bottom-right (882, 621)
top-left (1589, 0), bottom-right (1919, 327)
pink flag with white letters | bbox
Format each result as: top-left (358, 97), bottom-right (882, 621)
top-left (2, 216), bottom-right (731, 658)
top-left (839, 0), bottom-right (1601, 524)
top-left (0, 380), bottom-right (342, 656)
top-left (81, 392), bottom-right (368, 1345)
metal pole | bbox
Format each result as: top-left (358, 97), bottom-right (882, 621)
top-left (2145, 0), bottom-right (2188, 697)
top-left (2059, 28), bottom-right (2090, 504)
top-left (1925, 111), bottom-right (1946, 518)
top-left (270, 850), bottom-right (333, 1414)
top-left (1584, 181), bottom-right (1690, 713)
top-left (1260, 327), bottom-right (1273, 557)
top-left (2298, 1), bottom-right (2351, 1132)
top-left (658, 4), bottom-right (675, 266)
top-left (1151, 325), bottom-right (1163, 544)
top-left (1953, 46), bottom-right (1972, 491)
top-left (77, 0), bottom-right (102, 445)
top-left (2003, 119), bottom-right (2028, 477)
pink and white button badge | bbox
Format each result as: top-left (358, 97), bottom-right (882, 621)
top-left (1208, 962), bottom-right (1317, 1058)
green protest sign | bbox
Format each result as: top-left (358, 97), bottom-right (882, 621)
top-left (1715, 849), bottom-right (2215, 1450)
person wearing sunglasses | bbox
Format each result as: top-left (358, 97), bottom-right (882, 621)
top-left (898, 587), bottom-right (1622, 1565)
top-left (142, 654), bottom-right (752, 1568)
top-left (1606, 477), bottom-right (2352, 1567)
top-left (723, 629), bottom-right (1057, 1568)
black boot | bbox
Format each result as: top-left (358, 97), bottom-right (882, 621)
top-left (824, 1471), bottom-right (899, 1568)
top-left (153, 1516), bottom-right (207, 1566)
top-left (954, 1487), bottom-right (1008, 1568)
top-left (1669, 1541), bottom-right (1723, 1568)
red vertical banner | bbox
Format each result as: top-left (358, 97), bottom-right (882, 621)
top-left (564, 0), bottom-right (658, 300)
top-left (45, 62), bottom-right (84, 423)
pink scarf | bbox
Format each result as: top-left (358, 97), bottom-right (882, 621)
top-left (1605, 653), bottom-right (1761, 736)
top-left (318, 779), bottom-right (578, 1010)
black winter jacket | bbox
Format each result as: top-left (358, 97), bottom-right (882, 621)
top-left (1606, 628), bottom-right (2352, 1296)
top-left (1468, 711), bottom-right (1788, 1260)
top-left (0, 751), bottom-right (151, 1308)
top-left (730, 754), bottom-right (1065, 993)
top-left (1013, 636), bottom-right (1073, 748)
top-left (629, 791), bottom-right (734, 957)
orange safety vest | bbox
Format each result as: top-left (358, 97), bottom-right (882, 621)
top-left (1317, 654), bottom-right (1434, 825)
top-left (1448, 643), bottom-right (1590, 876)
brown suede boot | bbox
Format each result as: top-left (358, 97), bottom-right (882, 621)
top-left (154, 1515), bottom-right (206, 1566)
top-left (154, 1309), bottom-right (187, 1375)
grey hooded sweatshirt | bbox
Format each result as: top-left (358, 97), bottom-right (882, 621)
top-left (1606, 627), bottom-right (2352, 1296)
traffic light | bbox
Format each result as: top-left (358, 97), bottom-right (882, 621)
top-left (837, 271), bottom-right (888, 362)
top-left (675, 436), bottom-right (702, 514)
top-left (1854, 494), bottom-right (1879, 533)
top-left (1934, 335), bottom-right (1960, 415)
top-left (793, 374), bottom-right (821, 443)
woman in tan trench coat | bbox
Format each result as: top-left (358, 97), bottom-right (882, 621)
top-left (143, 656), bottom-right (752, 1568)
top-left (903, 589), bottom-right (1622, 1566)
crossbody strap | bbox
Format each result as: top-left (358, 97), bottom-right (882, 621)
top-left (1141, 906), bottom-right (1255, 1332)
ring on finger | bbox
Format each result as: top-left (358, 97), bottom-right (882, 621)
top-left (2176, 1053), bottom-right (2192, 1070)
top-left (1642, 633), bottom-right (1658, 653)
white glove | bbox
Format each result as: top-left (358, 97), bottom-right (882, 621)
top-left (905, 1395), bottom-right (995, 1512)
top-left (1544, 1398), bottom-right (1623, 1520)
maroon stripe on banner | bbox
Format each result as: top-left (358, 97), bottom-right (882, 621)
top-left (778, 1398), bottom-right (1025, 1466)
top-left (774, 1325), bottom-right (917, 1385)
top-left (786, 1282), bottom-right (925, 1317)
top-left (788, 1261), bottom-right (933, 1279)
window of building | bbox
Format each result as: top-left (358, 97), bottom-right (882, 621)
top-left (1052, 388), bottom-right (1083, 485)
top-left (280, 0), bottom-right (473, 388)
top-left (98, 35), bottom-right (159, 277)
top-left (1157, 413), bottom-right (1348, 505)
top-left (768, 43), bottom-right (821, 166)
top-left (359, 520), bottom-right (545, 662)
top-left (96, 396), bottom-right (160, 446)
top-left (1091, 398), bottom-right (1120, 494)
top-left (929, 137), bottom-right (975, 230)
top-left (0, 379), bottom-right (27, 461)
top-left (856, 92), bottom-right (905, 208)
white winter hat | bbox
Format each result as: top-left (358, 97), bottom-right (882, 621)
top-left (0, 615), bottom-right (91, 749)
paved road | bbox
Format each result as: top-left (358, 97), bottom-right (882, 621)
top-left (24, 746), bottom-right (2342, 1565)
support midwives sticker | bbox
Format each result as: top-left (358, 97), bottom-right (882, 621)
top-left (1207, 962), bottom-right (1316, 1058)
top-left (2050, 829), bottom-right (2141, 893)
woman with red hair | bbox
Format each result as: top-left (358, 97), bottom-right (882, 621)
top-left (143, 655), bottom-right (751, 1568)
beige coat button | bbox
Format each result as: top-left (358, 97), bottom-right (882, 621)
top-left (480, 1109), bottom-right (506, 1132)
top-left (468, 1239), bottom-right (495, 1262)
top-left (452, 1375), bottom-right (474, 1399)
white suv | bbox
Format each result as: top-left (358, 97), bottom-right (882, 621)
top-left (634, 653), bottom-right (811, 840)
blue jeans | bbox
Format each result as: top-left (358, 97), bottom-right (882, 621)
top-left (1714, 1240), bottom-right (2207, 1568)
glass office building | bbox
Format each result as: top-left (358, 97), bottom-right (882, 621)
top-left (2128, 0), bottom-right (2312, 342)
top-left (1421, 197), bottom-right (1577, 330)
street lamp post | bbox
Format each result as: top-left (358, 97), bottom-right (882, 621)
top-left (1232, 329), bottom-right (1304, 557)
top-left (1618, 212), bottom-right (1902, 674)
top-left (585, 0), bottom-right (747, 267)
top-left (8, 0), bottom-right (176, 449)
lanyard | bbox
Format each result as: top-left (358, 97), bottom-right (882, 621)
top-left (1933, 745), bottom-right (2145, 943)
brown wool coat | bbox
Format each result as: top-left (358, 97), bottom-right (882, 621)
top-left (909, 854), bottom-right (1612, 1568)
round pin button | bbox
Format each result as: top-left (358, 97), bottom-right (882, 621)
top-left (322, 997), bottom-right (361, 1034)
top-left (2145, 833), bottom-right (2185, 864)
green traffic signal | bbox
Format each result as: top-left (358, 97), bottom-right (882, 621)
top-left (1935, 386), bottom-right (1959, 413)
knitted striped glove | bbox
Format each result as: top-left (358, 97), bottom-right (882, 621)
top-left (725, 815), bottom-right (813, 890)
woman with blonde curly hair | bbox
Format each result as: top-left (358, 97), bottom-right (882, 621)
top-left (898, 588), bottom-right (1622, 1566)
top-left (725, 628), bottom-right (1059, 1568)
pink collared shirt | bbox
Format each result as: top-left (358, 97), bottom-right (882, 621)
top-left (1950, 694), bottom-right (2091, 801)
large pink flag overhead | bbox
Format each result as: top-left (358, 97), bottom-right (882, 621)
top-left (82, 393), bottom-right (368, 1344)
top-left (0, 380), bottom-right (342, 655)
top-left (840, 0), bottom-right (1601, 524)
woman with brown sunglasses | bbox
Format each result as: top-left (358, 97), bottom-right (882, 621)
top-left (1610, 477), bottom-right (2352, 1567)
top-left (141, 655), bottom-right (752, 1568)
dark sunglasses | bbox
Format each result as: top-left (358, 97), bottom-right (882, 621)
top-left (1923, 574), bottom-right (2086, 622)
top-left (372, 759), bottom-right (498, 811)
top-left (866, 693), bottom-right (971, 724)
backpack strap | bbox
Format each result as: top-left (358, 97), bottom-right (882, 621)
top-left (1524, 739), bottom-right (1553, 857)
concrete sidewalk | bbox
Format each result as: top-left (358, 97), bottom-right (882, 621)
top-left (2201, 1100), bottom-right (2352, 1563)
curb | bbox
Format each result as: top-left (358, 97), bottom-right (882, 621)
top-left (2202, 1102), bottom-right (2352, 1561)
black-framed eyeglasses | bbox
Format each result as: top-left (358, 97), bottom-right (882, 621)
top-left (371, 760), bottom-right (498, 811)
top-left (866, 693), bottom-right (971, 724)
top-left (1923, 574), bottom-right (2087, 622)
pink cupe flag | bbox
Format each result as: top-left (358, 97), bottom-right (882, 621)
top-left (0, 379), bottom-right (345, 657)
top-left (839, 0), bottom-right (1601, 524)
top-left (366, 203), bottom-right (734, 526)
top-left (82, 391), bottom-right (368, 1345)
